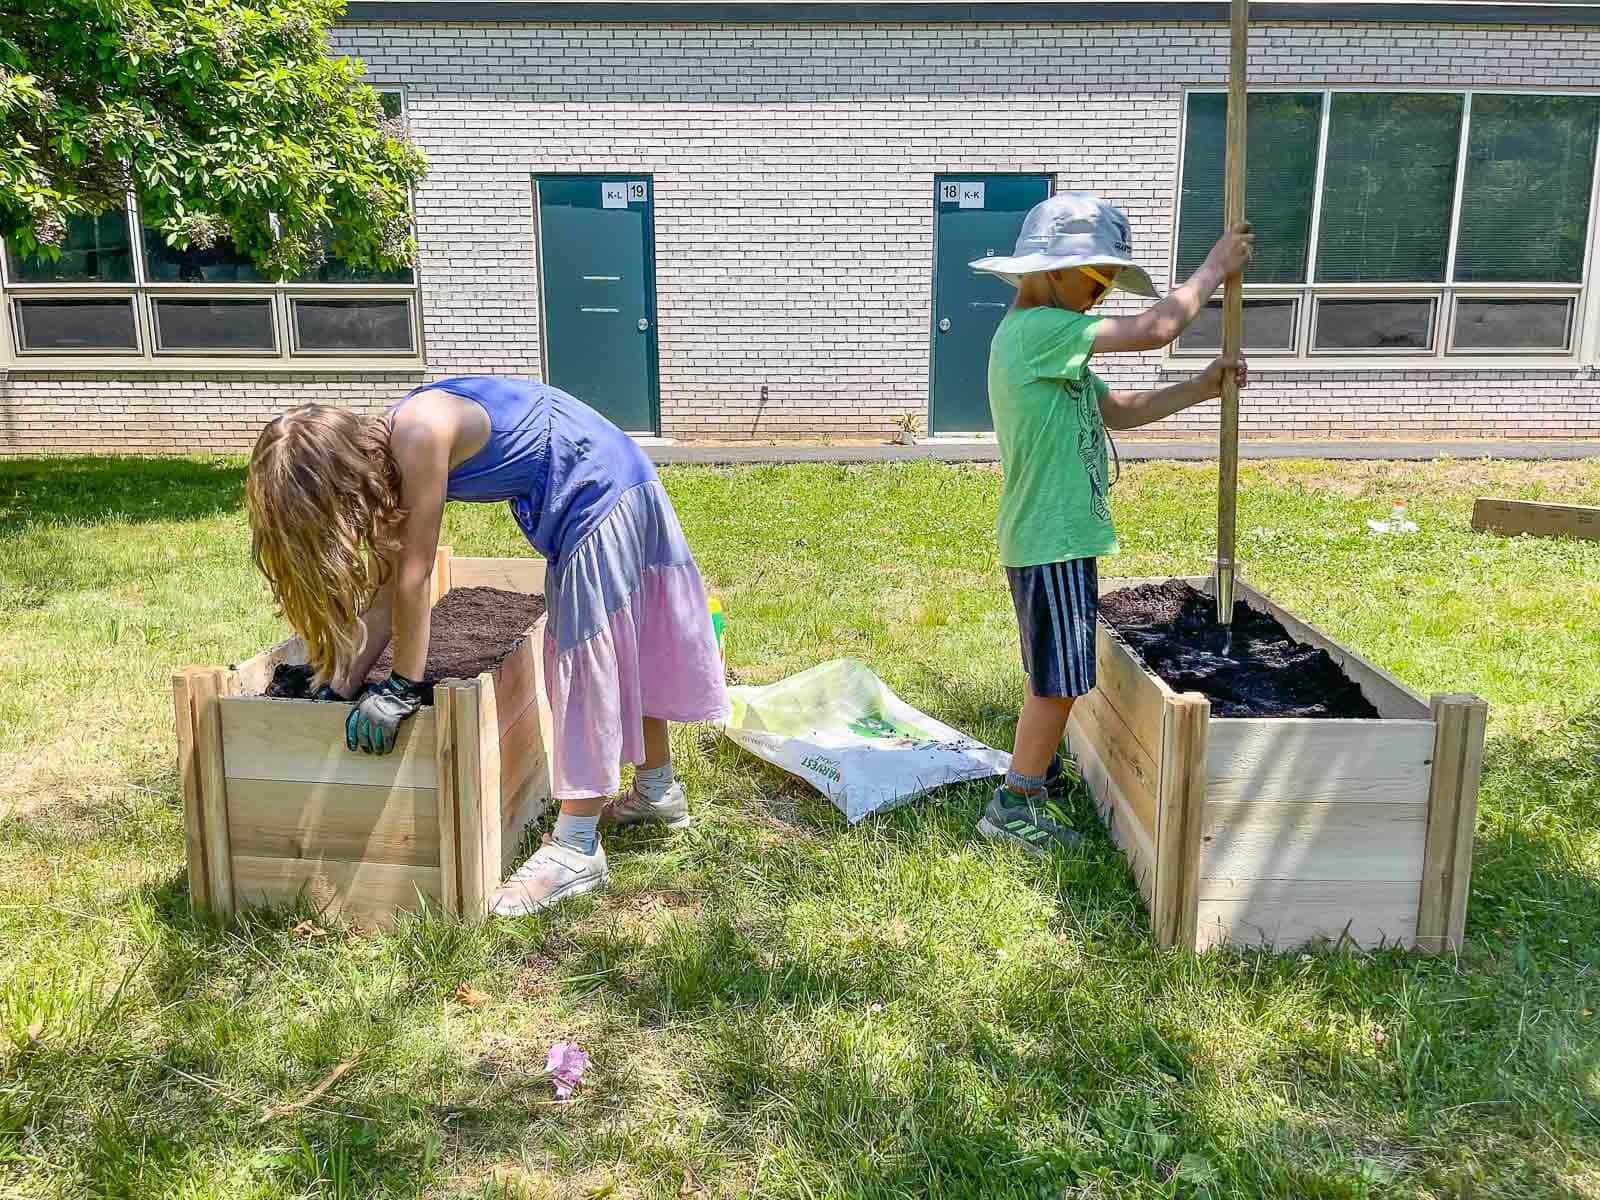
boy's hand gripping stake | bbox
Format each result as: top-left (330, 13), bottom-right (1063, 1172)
top-left (1214, 0), bottom-right (1249, 641)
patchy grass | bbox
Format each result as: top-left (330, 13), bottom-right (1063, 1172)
top-left (1, 454), bottom-right (1598, 1199)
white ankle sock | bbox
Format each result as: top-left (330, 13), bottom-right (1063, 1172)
top-left (635, 763), bottom-right (675, 804)
top-left (553, 810), bottom-right (599, 856)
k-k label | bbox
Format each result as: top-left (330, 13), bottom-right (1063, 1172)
top-left (942, 181), bottom-right (985, 209)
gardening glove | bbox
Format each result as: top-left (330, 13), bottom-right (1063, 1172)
top-left (345, 672), bottom-right (424, 756)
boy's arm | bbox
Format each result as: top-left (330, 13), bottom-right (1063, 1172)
top-left (1092, 222), bottom-right (1254, 354)
top-left (1099, 355), bottom-right (1248, 431)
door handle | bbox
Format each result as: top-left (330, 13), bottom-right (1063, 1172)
top-left (637, 317), bottom-right (650, 332)
top-left (938, 318), bottom-right (951, 332)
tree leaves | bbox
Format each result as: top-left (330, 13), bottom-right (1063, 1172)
top-left (0, 0), bottom-right (427, 276)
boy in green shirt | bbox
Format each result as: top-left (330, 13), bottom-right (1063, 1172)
top-left (968, 193), bottom-right (1254, 854)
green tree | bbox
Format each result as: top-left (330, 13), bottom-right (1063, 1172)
top-left (0, 0), bottom-right (426, 277)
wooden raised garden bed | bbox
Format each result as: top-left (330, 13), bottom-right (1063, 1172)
top-left (1471, 497), bottom-right (1600, 542)
top-left (1066, 577), bottom-right (1487, 953)
top-left (173, 548), bottom-right (553, 927)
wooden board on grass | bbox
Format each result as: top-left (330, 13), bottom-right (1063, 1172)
top-left (1472, 497), bottom-right (1600, 542)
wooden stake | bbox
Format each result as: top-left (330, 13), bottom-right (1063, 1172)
top-left (1417, 694), bottom-right (1488, 952)
top-left (1215, 0), bottom-right (1248, 626)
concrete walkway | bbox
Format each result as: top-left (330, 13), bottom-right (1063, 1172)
top-left (650, 439), bottom-right (1600, 466)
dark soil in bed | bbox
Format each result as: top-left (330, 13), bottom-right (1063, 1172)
top-left (261, 585), bottom-right (547, 704)
top-left (1098, 580), bottom-right (1380, 719)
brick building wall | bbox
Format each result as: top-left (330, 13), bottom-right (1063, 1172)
top-left (2, 17), bottom-right (1598, 453)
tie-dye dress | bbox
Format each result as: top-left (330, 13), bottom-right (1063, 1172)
top-left (400, 376), bottom-right (728, 799)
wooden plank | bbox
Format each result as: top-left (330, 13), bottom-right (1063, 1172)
top-left (231, 635), bottom-right (308, 695)
top-left (1093, 617), bottom-right (1171, 749)
top-left (173, 670), bottom-right (212, 912)
top-left (450, 556), bottom-right (547, 594)
top-left (1416, 694), bottom-right (1489, 952)
top-left (1067, 711), bottom-right (1156, 908)
top-left (430, 544), bottom-right (453, 607)
top-left (1071, 691), bottom-right (1160, 843)
top-left (1228, 579), bottom-right (1431, 719)
top-left (1194, 880), bottom-right (1420, 951)
top-left (232, 855), bottom-right (441, 930)
top-left (448, 683), bottom-right (489, 920)
top-left (475, 673), bottom-right (502, 899)
top-left (489, 628), bottom-right (543, 738)
top-left (191, 669), bottom-right (235, 919)
top-left (433, 687), bottom-right (460, 918)
top-left (1153, 693), bottom-right (1209, 950)
top-left (220, 698), bottom-right (438, 789)
top-left (1214, 0), bottom-right (1248, 628)
top-left (1204, 719), bottom-right (1435, 806)
top-left (1472, 497), bottom-right (1600, 542)
top-left (1197, 799), bottom-right (1427, 882)
top-left (498, 700), bottom-right (551, 831)
top-left (225, 778), bottom-right (440, 867)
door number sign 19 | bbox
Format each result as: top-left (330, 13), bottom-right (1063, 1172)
top-left (602, 180), bottom-right (649, 209)
top-left (941, 181), bottom-right (985, 209)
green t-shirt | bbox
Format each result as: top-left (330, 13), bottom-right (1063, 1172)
top-left (988, 306), bottom-right (1119, 568)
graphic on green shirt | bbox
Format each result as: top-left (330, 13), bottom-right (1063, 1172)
top-left (987, 306), bottom-right (1120, 567)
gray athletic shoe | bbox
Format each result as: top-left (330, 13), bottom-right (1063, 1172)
top-left (977, 786), bottom-right (1082, 857)
top-left (601, 780), bottom-right (691, 831)
top-left (490, 838), bottom-right (609, 917)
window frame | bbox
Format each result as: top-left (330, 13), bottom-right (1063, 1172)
top-left (1166, 84), bottom-right (1600, 371)
top-left (0, 85), bottom-right (424, 370)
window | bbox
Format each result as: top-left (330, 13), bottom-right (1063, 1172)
top-left (2, 87), bottom-right (419, 364)
top-left (1173, 89), bottom-right (1600, 361)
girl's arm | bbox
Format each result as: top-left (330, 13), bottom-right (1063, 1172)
top-left (1091, 223), bottom-right (1254, 354)
top-left (1099, 355), bottom-right (1248, 431)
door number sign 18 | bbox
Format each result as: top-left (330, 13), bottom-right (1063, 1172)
top-left (602, 180), bottom-right (649, 209)
top-left (941, 181), bottom-right (985, 209)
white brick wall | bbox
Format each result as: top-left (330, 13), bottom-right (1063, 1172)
top-left (2, 17), bottom-right (1598, 453)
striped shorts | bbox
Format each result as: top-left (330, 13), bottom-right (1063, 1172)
top-left (1005, 557), bottom-right (1099, 699)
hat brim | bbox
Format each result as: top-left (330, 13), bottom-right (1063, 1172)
top-left (968, 253), bottom-right (1159, 299)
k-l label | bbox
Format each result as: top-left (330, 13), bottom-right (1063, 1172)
top-left (602, 180), bottom-right (648, 208)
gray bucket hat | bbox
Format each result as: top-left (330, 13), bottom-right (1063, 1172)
top-left (969, 192), bottom-right (1159, 298)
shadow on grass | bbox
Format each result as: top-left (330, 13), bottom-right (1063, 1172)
top-left (0, 456), bottom-right (245, 537)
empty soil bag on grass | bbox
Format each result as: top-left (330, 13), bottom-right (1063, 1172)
top-left (722, 658), bottom-right (1011, 823)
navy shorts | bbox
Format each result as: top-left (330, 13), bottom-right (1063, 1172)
top-left (1005, 558), bottom-right (1099, 699)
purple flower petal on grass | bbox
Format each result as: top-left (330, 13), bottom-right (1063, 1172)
top-left (544, 1041), bottom-right (590, 1101)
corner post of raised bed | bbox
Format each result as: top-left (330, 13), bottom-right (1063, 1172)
top-left (435, 675), bottom-right (501, 922)
top-left (173, 666), bottom-right (235, 920)
top-left (431, 545), bottom-right (454, 608)
top-left (1152, 691), bottom-right (1210, 950)
top-left (1416, 693), bottom-right (1489, 952)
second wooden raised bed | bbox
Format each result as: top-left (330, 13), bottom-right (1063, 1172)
top-left (174, 547), bottom-right (553, 927)
top-left (1066, 576), bottom-right (1487, 954)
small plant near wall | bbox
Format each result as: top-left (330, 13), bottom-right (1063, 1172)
top-left (892, 412), bottom-right (922, 446)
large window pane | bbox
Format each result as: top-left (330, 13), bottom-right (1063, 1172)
top-left (152, 298), bottom-right (275, 351)
top-left (14, 297), bottom-right (138, 351)
top-left (292, 230), bottom-right (414, 285)
top-left (1314, 297), bottom-right (1436, 351)
top-left (143, 228), bottom-right (267, 283)
top-left (1176, 298), bottom-right (1299, 352)
top-left (1178, 92), bottom-right (1322, 284)
top-left (1316, 93), bottom-right (1463, 283)
top-left (1452, 297), bottom-right (1574, 351)
top-left (1454, 95), bottom-right (1600, 283)
top-left (7, 212), bottom-right (134, 283)
top-left (292, 299), bottom-right (414, 352)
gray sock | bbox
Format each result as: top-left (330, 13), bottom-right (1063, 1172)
top-left (635, 763), bottom-right (675, 804)
top-left (1004, 768), bottom-right (1047, 799)
top-left (552, 810), bottom-right (600, 856)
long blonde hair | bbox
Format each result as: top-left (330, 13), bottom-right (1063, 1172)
top-left (245, 405), bottom-right (406, 687)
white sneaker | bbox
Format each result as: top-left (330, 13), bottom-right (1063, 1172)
top-left (601, 780), bottom-right (691, 831)
top-left (489, 837), bottom-right (609, 917)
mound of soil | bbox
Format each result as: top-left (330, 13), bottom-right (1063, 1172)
top-left (262, 585), bottom-right (547, 704)
top-left (1098, 580), bottom-right (1379, 719)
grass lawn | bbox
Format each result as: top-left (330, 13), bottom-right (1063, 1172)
top-left (2, 454), bottom-right (1599, 1199)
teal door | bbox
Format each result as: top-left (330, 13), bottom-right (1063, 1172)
top-left (930, 175), bottom-right (1052, 434)
top-left (535, 175), bottom-right (659, 432)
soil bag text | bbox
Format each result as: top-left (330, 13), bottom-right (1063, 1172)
top-left (722, 658), bottom-right (1011, 823)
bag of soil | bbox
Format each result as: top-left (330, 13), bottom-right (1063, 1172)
top-left (722, 658), bottom-right (1011, 823)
